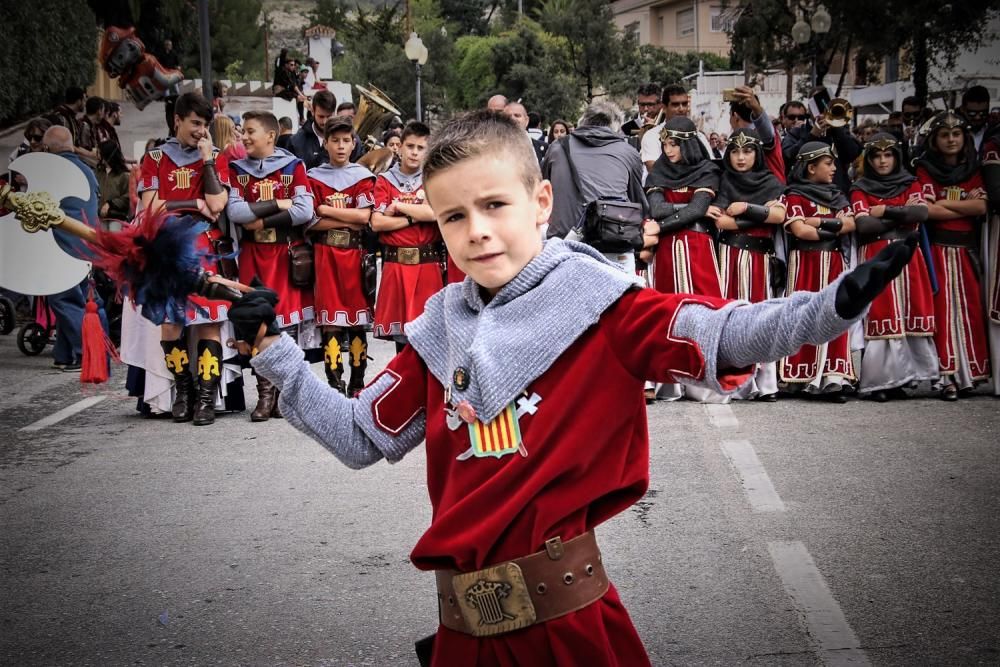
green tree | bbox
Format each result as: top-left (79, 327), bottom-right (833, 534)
top-left (537, 0), bottom-right (623, 102)
top-left (0, 0), bottom-right (96, 123)
top-left (606, 44), bottom-right (731, 99)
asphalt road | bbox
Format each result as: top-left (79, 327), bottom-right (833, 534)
top-left (1, 326), bottom-right (998, 666)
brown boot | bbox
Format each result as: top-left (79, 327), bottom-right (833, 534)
top-left (251, 374), bottom-right (277, 422)
top-left (271, 389), bottom-right (283, 418)
top-left (193, 340), bottom-right (222, 426)
top-left (161, 337), bottom-right (194, 422)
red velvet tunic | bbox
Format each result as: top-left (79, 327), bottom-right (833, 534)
top-left (850, 183), bottom-right (936, 339)
top-left (916, 168), bottom-right (991, 379)
top-left (230, 160), bottom-right (314, 328)
top-left (718, 204), bottom-right (781, 304)
top-left (373, 175), bottom-right (444, 339)
top-left (652, 186), bottom-right (722, 297)
top-left (982, 137), bottom-right (1000, 324)
top-left (366, 289), bottom-right (751, 666)
top-left (138, 146), bottom-right (231, 323)
top-left (308, 175), bottom-right (375, 327)
top-left (779, 193), bottom-right (855, 383)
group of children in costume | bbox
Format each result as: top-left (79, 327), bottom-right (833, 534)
top-left (130, 93), bottom-right (448, 424)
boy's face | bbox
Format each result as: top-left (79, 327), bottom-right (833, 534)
top-left (807, 156), bottom-right (836, 184)
top-left (869, 149), bottom-right (896, 176)
top-left (400, 134), bottom-right (428, 173)
top-left (325, 130), bottom-right (354, 166)
top-left (662, 137), bottom-right (682, 163)
top-left (427, 154), bottom-right (552, 296)
top-left (242, 119), bottom-right (275, 158)
top-left (175, 112), bottom-right (209, 148)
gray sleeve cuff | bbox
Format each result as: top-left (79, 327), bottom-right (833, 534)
top-left (250, 334), bottom-right (384, 469)
top-left (290, 190), bottom-right (315, 226)
top-left (352, 373), bottom-right (427, 464)
top-left (671, 300), bottom-right (754, 395)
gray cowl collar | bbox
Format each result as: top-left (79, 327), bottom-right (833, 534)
top-left (406, 237), bottom-right (642, 423)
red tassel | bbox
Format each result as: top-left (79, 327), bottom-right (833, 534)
top-left (80, 291), bottom-right (119, 384)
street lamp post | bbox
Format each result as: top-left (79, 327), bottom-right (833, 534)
top-left (404, 32), bottom-right (429, 122)
top-left (791, 4), bottom-right (832, 88)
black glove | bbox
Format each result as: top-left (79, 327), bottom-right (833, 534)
top-left (835, 233), bottom-right (918, 319)
top-left (228, 282), bottom-right (280, 345)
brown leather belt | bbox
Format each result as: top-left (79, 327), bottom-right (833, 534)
top-left (719, 230), bottom-right (775, 255)
top-left (240, 226), bottom-right (303, 244)
top-left (435, 531), bottom-right (609, 638)
top-left (383, 244), bottom-right (443, 265)
top-left (788, 236), bottom-right (841, 253)
top-left (928, 227), bottom-right (977, 249)
top-left (314, 228), bottom-right (363, 249)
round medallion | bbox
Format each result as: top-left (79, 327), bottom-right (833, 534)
top-left (452, 366), bottom-right (470, 391)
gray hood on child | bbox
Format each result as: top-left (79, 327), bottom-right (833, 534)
top-left (406, 237), bottom-right (642, 424)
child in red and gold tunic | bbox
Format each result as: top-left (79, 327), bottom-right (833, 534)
top-left (307, 115), bottom-right (377, 394)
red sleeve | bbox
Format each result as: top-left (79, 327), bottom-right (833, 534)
top-left (965, 172), bottom-right (985, 194)
top-left (308, 177), bottom-right (324, 212)
top-left (915, 167), bottom-right (937, 202)
top-left (373, 176), bottom-right (393, 212)
top-left (213, 152), bottom-right (231, 188)
top-left (602, 289), bottom-right (750, 389)
top-left (905, 181), bottom-right (925, 205)
top-left (764, 144), bottom-right (786, 184)
top-left (138, 153), bottom-right (159, 193)
top-left (366, 344), bottom-right (428, 437)
top-left (851, 190), bottom-right (870, 215)
top-left (355, 177), bottom-right (376, 209)
top-left (783, 193), bottom-right (808, 221)
top-left (290, 161), bottom-right (310, 196)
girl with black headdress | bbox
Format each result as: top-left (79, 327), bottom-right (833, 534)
top-left (780, 142), bottom-right (857, 401)
top-left (914, 111), bottom-right (991, 399)
top-left (707, 128), bottom-right (786, 401)
top-left (850, 133), bottom-right (938, 401)
top-left (643, 116), bottom-right (722, 402)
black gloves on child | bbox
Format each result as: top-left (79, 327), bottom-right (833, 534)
top-left (835, 232), bottom-right (918, 320)
top-left (228, 279), bottom-right (281, 345)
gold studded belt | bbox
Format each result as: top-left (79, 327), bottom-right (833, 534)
top-left (434, 530), bottom-right (609, 637)
top-left (315, 228), bottom-right (363, 249)
top-left (382, 244), bottom-right (442, 265)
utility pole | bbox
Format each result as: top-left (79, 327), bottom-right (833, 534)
top-left (198, 0), bottom-right (213, 99)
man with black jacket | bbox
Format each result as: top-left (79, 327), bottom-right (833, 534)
top-left (289, 90), bottom-right (336, 170)
top-left (541, 101), bottom-right (649, 272)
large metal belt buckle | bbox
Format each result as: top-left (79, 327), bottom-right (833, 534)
top-left (452, 562), bottom-right (537, 637)
top-left (397, 246), bottom-right (421, 265)
top-left (326, 229), bottom-right (351, 248)
top-left (254, 228), bottom-right (277, 243)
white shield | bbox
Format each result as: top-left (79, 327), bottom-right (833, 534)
top-left (1, 152), bottom-right (92, 295)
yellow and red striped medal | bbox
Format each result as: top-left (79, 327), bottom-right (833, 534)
top-left (467, 402), bottom-right (524, 459)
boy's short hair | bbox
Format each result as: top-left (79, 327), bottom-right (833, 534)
top-left (962, 85), bottom-right (990, 106)
top-left (637, 82), bottom-right (661, 98)
top-left (312, 90), bottom-right (337, 113)
top-left (243, 110), bottom-right (279, 135)
top-left (324, 115), bottom-right (355, 139)
top-left (174, 92), bottom-right (213, 123)
top-left (336, 102), bottom-right (356, 113)
top-left (401, 121), bottom-right (431, 143)
top-left (278, 116), bottom-right (293, 130)
top-left (85, 97), bottom-right (105, 115)
top-left (662, 83), bottom-right (687, 102)
top-left (424, 110), bottom-right (540, 193)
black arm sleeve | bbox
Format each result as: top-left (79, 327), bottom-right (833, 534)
top-left (164, 199), bottom-right (200, 211)
top-left (248, 200), bottom-right (281, 218)
top-left (818, 217), bottom-right (843, 233)
top-left (657, 191), bottom-right (712, 234)
top-left (647, 189), bottom-right (677, 220)
top-left (855, 215), bottom-right (888, 238)
top-left (815, 227), bottom-right (839, 241)
top-left (982, 163), bottom-right (1000, 214)
top-left (202, 163), bottom-right (225, 195)
top-left (261, 210), bottom-right (293, 229)
top-left (741, 203), bottom-right (771, 224)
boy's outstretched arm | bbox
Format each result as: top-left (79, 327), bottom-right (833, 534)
top-left (229, 291), bottom-right (426, 468)
top-left (674, 234), bottom-right (917, 374)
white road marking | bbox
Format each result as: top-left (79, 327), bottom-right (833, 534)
top-left (720, 439), bottom-right (786, 512)
top-left (19, 396), bottom-right (106, 432)
top-left (704, 403), bottom-right (739, 429)
top-left (768, 541), bottom-right (871, 666)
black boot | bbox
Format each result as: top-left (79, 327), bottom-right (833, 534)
top-left (251, 374), bottom-right (277, 422)
top-left (161, 337), bottom-right (194, 422)
top-left (322, 330), bottom-right (346, 394)
top-left (193, 339), bottom-right (223, 425)
top-left (346, 329), bottom-right (368, 396)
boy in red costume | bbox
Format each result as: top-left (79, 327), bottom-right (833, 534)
top-left (307, 116), bottom-right (377, 394)
top-left (370, 121), bottom-right (442, 350)
top-left (229, 111), bottom-right (915, 666)
top-left (225, 110), bottom-right (314, 420)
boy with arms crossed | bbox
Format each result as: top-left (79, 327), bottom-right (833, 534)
top-left (225, 110), bottom-right (314, 421)
top-left (229, 112), bottom-right (914, 666)
top-left (307, 116), bottom-right (377, 394)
